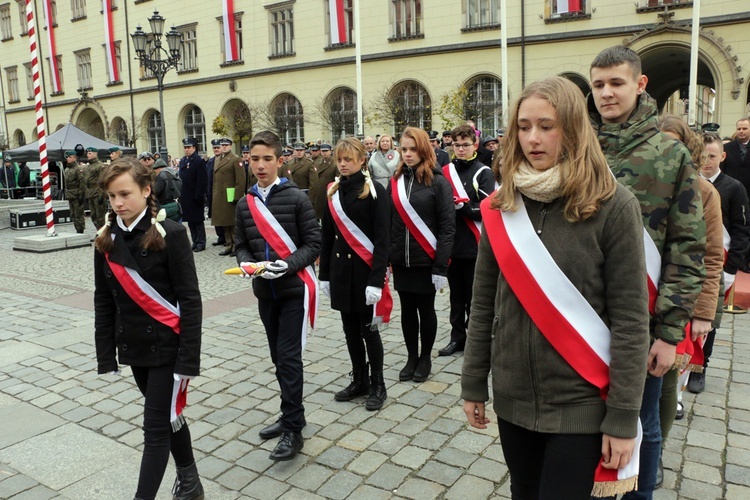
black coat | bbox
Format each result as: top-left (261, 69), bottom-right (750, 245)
top-left (234, 178), bottom-right (321, 301)
top-left (319, 171), bottom-right (389, 314)
top-left (721, 140), bottom-right (750, 197)
top-left (448, 157), bottom-right (496, 260)
top-left (178, 151), bottom-right (207, 224)
top-left (94, 217), bottom-right (202, 376)
top-left (712, 172), bottom-right (750, 274)
top-left (388, 167), bottom-right (455, 275)
top-left (206, 156), bottom-right (216, 218)
top-left (434, 147), bottom-right (451, 168)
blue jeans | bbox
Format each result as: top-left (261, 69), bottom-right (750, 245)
top-left (621, 375), bottom-right (663, 500)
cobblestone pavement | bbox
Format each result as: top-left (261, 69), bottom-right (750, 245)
top-left (0, 221), bottom-right (749, 499)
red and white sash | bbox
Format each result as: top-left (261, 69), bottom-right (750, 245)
top-left (480, 196), bottom-right (641, 497)
top-left (442, 162), bottom-right (482, 244)
top-left (328, 190), bottom-right (393, 325)
top-left (246, 194), bottom-right (318, 349)
top-left (391, 176), bottom-right (437, 259)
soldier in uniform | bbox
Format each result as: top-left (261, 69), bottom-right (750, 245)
top-left (64, 150), bottom-right (87, 233)
top-left (206, 138), bottom-right (225, 246)
top-left (84, 147), bottom-right (106, 229)
top-left (211, 137), bottom-right (245, 256)
top-left (309, 143), bottom-right (322, 171)
top-left (108, 146), bottom-right (122, 164)
top-left (241, 144), bottom-right (257, 190)
top-left (284, 142), bottom-right (318, 195)
top-left (314, 143), bottom-right (337, 220)
top-left (178, 137), bottom-right (208, 252)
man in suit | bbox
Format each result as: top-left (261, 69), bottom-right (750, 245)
top-left (211, 137), bottom-right (245, 256)
top-left (721, 118), bottom-right (750, 197)
top-left (178, 137), bottom-right (208, 252)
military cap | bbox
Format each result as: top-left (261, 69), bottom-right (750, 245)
top-left (428, 131), bottom-right (439, 140)
top-left (108, 146), bottom-right (120, 153)
top-left (86, 146), bottom-right (98, 153)
top-left (241, 145), bottom-right (250, 153)
top-left (210, 138), bottom-right (221, 147)
top-left (701, 123), bottom-right (720, 132)
top-left (293, 142), bottom-right (306, 150)
top-left (496, 128), bottom-right (506, 137)
top-left (138, 151), bottom-right (154, 160)
top-left (220, 137), bottom-right (233, 145)
top-left (282, 150), bottom-right (292, 156)
top-left (182, 137), bottom-right (198, 147)
top-left (310, 144), bottom-right (320, 151)
top-left (320, 143), bottom-right (332, 151)
top-left (64, 150), bottom-right (77, 158)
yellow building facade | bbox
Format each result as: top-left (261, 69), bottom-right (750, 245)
top-left (1, 0), bottom-right (749, 155)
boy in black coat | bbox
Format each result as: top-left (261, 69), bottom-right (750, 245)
top-left (234, 131), bottom-right (321, 461)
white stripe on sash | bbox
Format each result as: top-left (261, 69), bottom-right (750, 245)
top-left (125, 265), bottom-right (181, 317)
top-left (332, 192), bottom-right (374, 254)
top-left (396, 176), bottom-right (437, 251)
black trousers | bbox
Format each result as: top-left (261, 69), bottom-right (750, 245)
top-left (447, 258), bottom-right (476, 345)
top-left (703, 328), bottom-right (716, 368)
top-left (498, 418), bottom-right (602, 500)
top-left (341, 312), bottom-right (384, 373)
top-left (258, 297), bottom-right (306, 432)
top-left (187, 221), bottom-right (206, 247)
top-left (132, 364), bottom-right (195, 500)
top-left (214, 226), bottom-right (225, 244)
top-left (397, 290), bottom-right (437, 359)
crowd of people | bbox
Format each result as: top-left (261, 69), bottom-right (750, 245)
top-left (84, 44), bottom-right (750, 500)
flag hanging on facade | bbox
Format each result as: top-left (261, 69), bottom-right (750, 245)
top-left (222, 0), bottom-right (239, 61)
top-left (42, 0), bottom-right (61, 93)
top-left (102, 0), bottom-right (119, 82)
top-left (557, 0), bottom-right (582, 14)
top-left (329, 0), bottom-right (347, 45)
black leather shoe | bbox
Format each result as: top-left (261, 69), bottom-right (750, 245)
top-left (192, 245), bottom-right (205, 253)
top-left (211, 240), bottom-right (225, 246)
top-left (269, 431), bottom-right (303, 461)
top-left (399, 358), bottom-right (418, 381)
top-left (259, 421), bottom-right (284, 440)
top-left (413, 357), bottom-right (432, 382)
top-left (230, 251), bottom-right (236, 257)
top-left (218, 248), bottom-right (233, 256)
top-left (675, 401), bottom-right (684, 420)
top-left (438, 341), bottom-right (464, 356)
top-left (687, 371), bottom-right (706, 394)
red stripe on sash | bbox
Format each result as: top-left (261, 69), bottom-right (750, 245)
top-left (390, 177), bottom-right (437, 260)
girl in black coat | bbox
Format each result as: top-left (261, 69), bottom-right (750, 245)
top-left (319, 138), bottom-right (390, 410)
top-left (94, 158), bottom-right (203, 500)
top-left (389, 127), bottom-right (455, 382)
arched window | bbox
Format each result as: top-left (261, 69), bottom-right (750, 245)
top-left (464, 75), bottom-right (502, 135)
top-left (390, 80), bottom-right (431, 135)
top-left (328, 87), bottom-right (357, 142)
top-left (146, 111), bottom-right (163, 152)
top-left (183, 106), bottom-right (206, 152)
top-left (272, 94), bottom-right (304, 145)
top-left (560, 72), bottom-right (590, 97)
top-left (14, 129), bottom-right (26, 147)
top-left (109, 117), bottom-right (130, 147)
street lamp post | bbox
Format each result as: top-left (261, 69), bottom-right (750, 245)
top-left (131, 11), bottom-right (182, 151)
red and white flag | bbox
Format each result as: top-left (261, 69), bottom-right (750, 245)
top-left (329, 0), bottom-right (348, 45)
top-left (42, 0), bottom-right (61, 93)
top-left (102, 0), bottom-right (119, 82)
top-left (557, 0), bottom-right (581, 14)
top-left (222, 0), bottom-right (239, 61)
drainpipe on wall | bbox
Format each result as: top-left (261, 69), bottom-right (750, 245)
top-left (521, 0), bottom-right (526, 88)
top-left (123, 0), bottom-right (136, 147)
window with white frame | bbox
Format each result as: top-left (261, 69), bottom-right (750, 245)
top-left (268, 4), bottom-right (294, 58)
top-left (70, 0), bottom-right (86, 20)
top-left (272, 93), bottom-right (304, 145)
top-left (178, 24), bottom-right (198, 71)
top-left (23, 63), bottom-right (32, 99)
top-left (464, 0), bottom-right (499, 30)
top-left (101, 41), bottom-right (122, 83)
top-left (1, 4), bottom-right (13, 40)
top-left (49, 0), bottom-right (57, 25)
top-left (390, 80), bottom-right (431, 134)
top-left (550, 0), bottom-right (586, 16)
top-left (47, 54), bottom-right (63, 93)
top-left (139, 37), bottom-right (158, 79)
top-left (75, 49), bottom-right (92, 90)
top-left (183, 106), bottom-right (206, 152)
top-left (218, 14), bottom-right (243, 63)
top-left (16, 0), bottom-right (27, 35)
top-left (328, 87), bottom-right (357, 142)
top-left (390, 0), bottom-right (422, 40)
top-left (464, 75), bottom-right (502, 135)
top-left (325, 0), bottom-right (353, 47)
top-left (147, 111), bottom-right (163, 152)
top-left (6, 66), bottom-right (19, 102)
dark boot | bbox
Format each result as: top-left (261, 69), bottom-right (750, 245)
top-left (366, 367), bottom-right (387, 411)
top-left (172, 462), bottom-right (204, 500)
top-left (413, 355), bottom-right (432, 382)
top-left (687, 370), bottom-right (706, 394)
top-left (399, 357), bottom-right (418, 381)
top-left (334, 364), bottom-right (369, 401)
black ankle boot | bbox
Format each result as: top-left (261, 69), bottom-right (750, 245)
top-left (413, 356), bottom-right (432, 382)
top-left (334, 364), bottom-right (369, 401)
top-left (399, 357), bottom-right (418, 381)
top-left (172, 462), bottom-right (204, 500)
top-left (366, 367), bottom-right (387, 411)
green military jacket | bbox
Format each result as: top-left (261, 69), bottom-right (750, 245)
top-left (283, 156), bottom-right (318, 191)
top-left (588, 92), bottom-right (706, 345)
top-left (84, 159), bottom-right (105, 199)
top-left (64, 161), bottom-right (87, 199)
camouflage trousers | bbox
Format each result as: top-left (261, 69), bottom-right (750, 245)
top-left (88, 195), bottom-right (107, 229)
top-left (69, 197), bottom-right (86, 233)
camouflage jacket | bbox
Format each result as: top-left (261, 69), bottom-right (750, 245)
top-left (588, 92), bottom-right (706, 345)
top-left (64, 161), bottom-right (86, 199)
top-left (84, 159), bottom-right (105, 198)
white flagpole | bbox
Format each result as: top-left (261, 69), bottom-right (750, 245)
top-left (688, 0), bottom-right (701, 127)
top-left (354, 0), bottom-right (363, 137)
top-left (500, 0), bottom-right (509, 127)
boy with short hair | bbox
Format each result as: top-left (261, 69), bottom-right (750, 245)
top-left (589, 45), bottom-right (706, 498)
top-left (234, 131), bottom-right (321, 462)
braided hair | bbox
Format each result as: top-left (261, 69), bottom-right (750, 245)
top-left (327, 137), bottom-right (376, 200)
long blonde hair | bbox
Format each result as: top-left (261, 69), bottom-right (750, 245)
top-left (493, 77), bottom-right (616, 222)
top-left (327, 137), bottom-right (373, 200)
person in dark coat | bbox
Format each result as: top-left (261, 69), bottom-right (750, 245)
top-left (720, 118), bottom-right (750, 197)
top-left (234, 130), bottom-right (321, 462)
top-left (429, 131), bottom-right (451, 167)
top-left (319, 138), bottom-right (390, 411)
top-left (205, 138), bottom-right (225, 246)
top-left (178, 137), bottom-right (208, 252)
top-left (314, 143), bottom-right (337, 220)
top-left (389, 127), bottom-right (455, 383)
top-left (93, 157), bottom-right (203, 500)
top-left (1, 158), bottom-right (16, 198)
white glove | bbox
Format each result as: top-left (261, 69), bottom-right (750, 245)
top-left (724, 272), bottom-right (736, 291)
top-left (320, 281), bottom-right (331, 298)
top-left (365, 286), bottom-right (382, 305)
top-left (261, 259), bottom-right (288, 279)
top-left (174, 373), bottom-right (196, 382)
top-left (432, 274), bottom-right (448, 291)
top-left (454, 202), bottom-right (465, 210)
